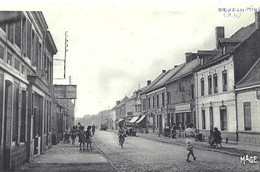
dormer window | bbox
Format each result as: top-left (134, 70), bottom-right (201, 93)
top-left (222, 46), bottom-right (226, 55)
top-left (200, 57), bottom-right (204, 65)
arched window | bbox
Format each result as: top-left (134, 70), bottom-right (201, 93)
top-left (213, 73), bottom-right (218, 93)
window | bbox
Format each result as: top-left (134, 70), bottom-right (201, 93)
top-left (21, 65), bottom-right (25, 74)
top-left (7, 22), bottom-right (14, 43)
top-left (202, 109), bottom-right (206, 129)
top-left (22, 18), bottom-right (26, 57)
top-left (162, 92), bottom-right (165, 107)
top-left (153, 96), bottom-right (155, 108)
top-left (243, 102), bottom-right (251, 130)
top-left (14, 58), bottom-right (20, 71)
top-left (201, 78), bottom-right (204, 96)
top-left (191, 84), bottom-right (194, 99)
top-left (167, 92), bottom-right (171, 104)
top-left (213, 73), bottom-right (218, 93)
top-left (222, 70), bottom-right (227, 91)
top-left (148, 97), bottom-right (151, 108)
top-left (27, 20), bottom-right (31, 60)
top-left (220, 105), bottom-right (227, 131)
top-left (20, 90), bottom-right (26, 142)
top-left (200, 57), bottom-right (204, 65)
top-left (208, 75), bottom-right (212, 95)
top-left (15, 19), bottom-right (21, 48)
top-left (0, 21), bottom-right (6, 32)
top-left (0, 74), bottom-right (3, 145)
top-left (48, 101), bottom-right (52, 132)
top-left (0, 44), bottom-right (4, 59)
top-left (142, 98), bottom-right (146, 111)
top-left (7, 52), bottom-right (12, 66)
top-left (12, 82), bottom-right (19, 145)
top-left (156, 94), bottom-right (159, 108)
top-left (209, 106), bottom-right (214, 130)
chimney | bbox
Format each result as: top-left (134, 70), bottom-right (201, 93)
top-left (255, 12), bottom-right (260, 29)
top-left (147, 80), bottom-right (151, 85)
top-left (116, 101), bottom-right (120, 105)
top-left (162, 70), bottom-right (166, 73)
top-left (185, 52), bottom-right (197, 63)
top-left (215, 27), bottom-right (225, 49)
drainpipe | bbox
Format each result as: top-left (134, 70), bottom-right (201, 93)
top-left (195, 72), bottom-right (199, 133)
top-left (234, 86), bottom-right (238, 145)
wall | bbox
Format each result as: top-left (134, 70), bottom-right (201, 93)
top-left (196, 57), bottom-right (237, 138)
top-left (237, 88), bottom-right (260, 144)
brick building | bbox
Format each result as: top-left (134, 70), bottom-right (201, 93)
top-left (0, 11), bottom-right (57, 170)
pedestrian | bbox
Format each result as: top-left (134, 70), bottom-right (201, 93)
top-left (86, 126), bottom-right (93, 151)
top-left (92, 124), bottom-right (96, 137)
top-left (78, 126), bottom-right (86, 151)
top-left (178, 122), bottom-right (183, 138)
top-left (71, 126), bottom-right (77, 144)
top-left (213, 127), bottom-right (222, 148)
top-left (184, 123), bottom-right (197, 162)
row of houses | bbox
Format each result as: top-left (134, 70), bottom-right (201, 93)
top-left (102, 12), bottom-right (260, 145)
top-left (0, 11), bottom-right (75, 170)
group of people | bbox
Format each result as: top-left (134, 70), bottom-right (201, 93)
top-left (64, 123), bottom-right (96, 151)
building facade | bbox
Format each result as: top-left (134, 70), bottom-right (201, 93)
top-left (0, 11), bottom-right (57, 170)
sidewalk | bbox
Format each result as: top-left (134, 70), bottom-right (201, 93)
top-left (108, 129), bottom-right (260, 157)
top-left (17, 140), bottom-right (115, 172)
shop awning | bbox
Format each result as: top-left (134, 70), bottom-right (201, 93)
top-left (129, 116), bottom-right (139, 123)
top-left (117, 118), bottom-right (124, 124)
top-left (135, 115), bottom-right (146, 124)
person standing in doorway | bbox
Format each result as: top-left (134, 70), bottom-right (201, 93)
top-left (185, 123), bottom-right (197, 162)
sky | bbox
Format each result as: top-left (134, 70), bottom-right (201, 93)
top-left (1, 0), bottom-right (259, 117)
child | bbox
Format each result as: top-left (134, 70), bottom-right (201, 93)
top-left (78, 126), bottom-right (86, 151)
top-left (86, 126), bottom-right (93, 151)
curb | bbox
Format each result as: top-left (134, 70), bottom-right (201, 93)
top-left (93, 145), bottom-right (119, 172)
top-left (138, 135), bottom-right (245, 157)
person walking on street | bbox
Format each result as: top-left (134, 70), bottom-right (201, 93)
top-left (78, 126), bottom-right (86, 151)
top-left (92, 124), bottom-right (96, 137)
top-left (71, 126), bottom-right (77, 144)
top-left (185, 123), bottom-right (197, 162)
top-left (213, 127), bottom-right (223, 148)
top-left (86, 126), bottom-right (93, 151)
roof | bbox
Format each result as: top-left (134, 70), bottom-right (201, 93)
top-left (167, 58), bottom-right (200, 83)
top-left (230, 23), bottom-right (256, 39)
top-left (195, 22), bottom-right (257, 71)
top-left (140, 71), bottom-right (169, 95)
top-left (236, 58), bottom-right (260, 88)
top-left (116, 96), bottom-right (129, 107)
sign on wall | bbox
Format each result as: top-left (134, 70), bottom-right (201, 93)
top-left (54, 85), bottom-right (77, 99)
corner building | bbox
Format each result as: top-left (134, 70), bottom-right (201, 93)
top-left (0, 11), bottom-right (57, 170)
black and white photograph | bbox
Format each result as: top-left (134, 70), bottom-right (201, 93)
top-left (0, 0), bottom-right (259, 171)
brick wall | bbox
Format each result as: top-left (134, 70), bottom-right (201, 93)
top-left (10, 143), bottom-right (28, 170)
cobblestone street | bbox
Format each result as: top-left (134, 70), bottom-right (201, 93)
top-left (94, 130), bottom-right (259, 172)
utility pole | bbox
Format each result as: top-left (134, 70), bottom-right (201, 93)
top-left (53, 31), bottom-right (68, 79)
